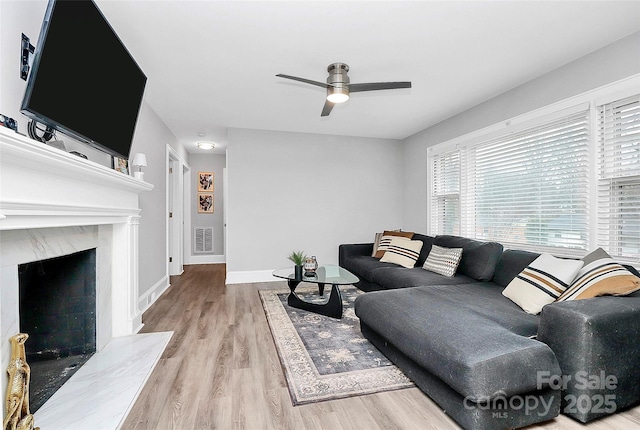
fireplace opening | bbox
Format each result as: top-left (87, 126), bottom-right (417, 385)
top-left (18, 248), bottom-right (97, 412)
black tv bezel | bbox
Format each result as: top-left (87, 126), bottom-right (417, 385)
top-left (20, 0), bottom-right (147, 160)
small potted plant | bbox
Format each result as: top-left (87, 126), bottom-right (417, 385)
top-left (288, 250), bottom-right (307, 279)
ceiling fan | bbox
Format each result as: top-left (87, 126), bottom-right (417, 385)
top-left (276, 63), bottom-right (411, 117)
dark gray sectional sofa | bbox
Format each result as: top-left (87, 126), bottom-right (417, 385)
top-left (339, 234), bottom-right (640, 430)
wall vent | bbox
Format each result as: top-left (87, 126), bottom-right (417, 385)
top-left (194, 227), bottom-right (214, 253)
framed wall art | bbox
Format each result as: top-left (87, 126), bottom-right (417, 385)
top-left (198, 171), bottom-right (214, 192)
top-left (198, 193), bottom-right (214, 213)
top-left (112, 156), bottom-right (129, 174)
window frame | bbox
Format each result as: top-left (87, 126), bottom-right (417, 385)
top-left (427, 74), bottom-right (640, 265)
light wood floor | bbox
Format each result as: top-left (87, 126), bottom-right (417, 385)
top-left (122, 264), bottom-right (640, 430)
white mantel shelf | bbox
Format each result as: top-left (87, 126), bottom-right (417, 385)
top-left (0, 127), bottom-right (153, 230)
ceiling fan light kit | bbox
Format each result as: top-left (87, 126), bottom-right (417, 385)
top-left (276, 62), bottom-right (411, 117)
top-left (326, 87), bottom-right (349, 104)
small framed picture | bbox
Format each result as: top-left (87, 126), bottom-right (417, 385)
top-left (198, 193), bottom-right (214, 213)
top-left (112, 156), bottom-right (129, 174)
top-left (198, 171), bottom-right (214, 192)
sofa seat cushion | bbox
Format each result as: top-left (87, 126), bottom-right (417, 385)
top-left (354, 284), bottom-right (561, 401)
top-left (340, 255), bottom-right (399, 283)
top-left (370, 267), bottom-right (476, 289)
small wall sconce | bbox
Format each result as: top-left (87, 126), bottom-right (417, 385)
top-left (132, 153), bottom-right (147, 180)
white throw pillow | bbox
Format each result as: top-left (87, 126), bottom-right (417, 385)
top-left (502, 253), bottom-right (583, 315)
top-left (373, 230), bottom-right (414, 258)
top-left (379, 237), bottom-right (423, 268)
top-left (371, 232), bottom-right (384, 257)
top-left (422, 245), bottom-right (463, 277)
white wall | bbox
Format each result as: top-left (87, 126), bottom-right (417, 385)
top-left (129, 104), bottom-right (180, 300)
top-left (0, 1), bottom-right (186, 311)
top-left (188, 153), bottom-right (226, 260)
top-left (402, 31), bottom-right (640, 234)
top-left (226, 128), bottom-right (403, 283)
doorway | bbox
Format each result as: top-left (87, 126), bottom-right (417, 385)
top-left (167, 145), bottom-right (189, 276)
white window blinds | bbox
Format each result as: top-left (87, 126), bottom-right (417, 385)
top-left (430, 109), bottom-right (591, 255)
top-left (431, 150), bottom-right (460, 235)
top-left (467, 111), bottom-right (590, 252)
top-left (598, 95), bottom-right (640, 263)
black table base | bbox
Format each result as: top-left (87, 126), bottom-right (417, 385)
top-left (287, 279), bottom-right (343, 319)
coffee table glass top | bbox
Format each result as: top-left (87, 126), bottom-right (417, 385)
top-left (272, 265), bottom-right (359, 285)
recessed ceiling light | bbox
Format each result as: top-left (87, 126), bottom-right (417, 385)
top-left (197, 132), bottom-right (206, 137)
top-left (197, 141), bottom-right (215, 150)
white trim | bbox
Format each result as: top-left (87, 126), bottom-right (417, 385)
top-left (185, 255), bottom-right (226, 265)
top-left (0, 127), bottom-right (154, 193)
top-left (166, 144), bottom-right (189, 278)
top-left (225, 270), bottom-right (280, 285)
top-left (588, 102), bottom-right (599, 253)
top-left (138, 275), bottom-right (170, 314)
top-left (183, 162), bottom-right (192, 270)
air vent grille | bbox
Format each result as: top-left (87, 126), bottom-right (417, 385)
top-left (194, 227), bottom-right (213, 253)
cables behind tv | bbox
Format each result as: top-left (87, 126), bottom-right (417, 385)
top-left (27, 119), bottom-right (55, 142)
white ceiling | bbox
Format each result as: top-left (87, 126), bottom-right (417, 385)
top-left (95, 1), bottom-right (640, 154)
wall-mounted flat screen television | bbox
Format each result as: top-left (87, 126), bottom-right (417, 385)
top-left (21, 0), bottom-right (147, 159)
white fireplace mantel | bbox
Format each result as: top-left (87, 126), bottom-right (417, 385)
top-left (0, 127), bottom-right (170, 428)
top-left (1, 125), bottom-right (153, 373)
top-left (0, 127), bottom-right (152, 230)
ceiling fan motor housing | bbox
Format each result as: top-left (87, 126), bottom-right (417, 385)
top-left (327, 62), bottom-right (350, 101)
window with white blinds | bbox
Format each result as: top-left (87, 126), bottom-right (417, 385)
top-left (429, 89), bottom-right (640, 261)
top-left (466, 111), bottom-right (590, 253)
top-left (598, 95), bottom-right (640, 263)
top-left (431, 150), bottom-right (460, 235)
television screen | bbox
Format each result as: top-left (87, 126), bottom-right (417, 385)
top-left (21, 0), bottom-right (147, 159)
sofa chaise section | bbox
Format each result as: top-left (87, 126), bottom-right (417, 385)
top-left (355, 283), bottom-right (561, 430)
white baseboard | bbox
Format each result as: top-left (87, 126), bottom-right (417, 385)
top-left (185, 254), bottom-right (226, 265)
top-left (226, 270), bottom-right (280, 285)
top-left (138, 275), bottom-right (170, 313)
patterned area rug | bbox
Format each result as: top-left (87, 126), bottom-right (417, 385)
top-left (259, 284), bottom-right (414, 405)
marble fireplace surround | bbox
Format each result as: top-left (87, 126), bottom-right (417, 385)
top-left (0, 128), bottom-right (170, 428)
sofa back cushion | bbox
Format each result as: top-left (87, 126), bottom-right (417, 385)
top-left (412, 233), bottom-right (434, 267)
top-left (433, 235), bottom-right (503, 281)
top-left (493, 249), bottom-right (540, 287)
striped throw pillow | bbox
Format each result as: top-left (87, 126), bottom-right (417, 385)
top-left (422, 245), bottom-right (463, 277)
top-left (556, 248), bottom-right (640, 301)
top-left (502, 254), bottom-right (583, 315)
top-left (373, 230), bottom-right (414, 258)
top-left (379, 237), bottom-right (424, 268)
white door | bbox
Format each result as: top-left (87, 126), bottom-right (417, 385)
top-left (167, 149), bottom-right (184, 276)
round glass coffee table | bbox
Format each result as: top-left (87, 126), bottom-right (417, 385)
top-left (272, 265), bottom-right (359, 319)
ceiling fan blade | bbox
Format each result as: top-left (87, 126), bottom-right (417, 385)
top-left (321, 99), bottom-right (335, 117)
top-left (276, 74), bottom-right (328, 89)
top-left (349, 81), bottom-right (412, 93)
